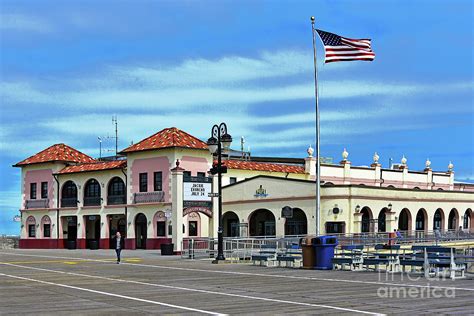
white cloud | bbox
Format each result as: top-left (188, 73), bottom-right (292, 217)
top-left (0, 14), bottom-right (53, 33)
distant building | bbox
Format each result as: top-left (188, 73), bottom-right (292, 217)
top-left (14, 127), bottom-right (474, 251)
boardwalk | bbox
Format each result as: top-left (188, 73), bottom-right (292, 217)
top-left (0, 249), bottom-right (473, 315)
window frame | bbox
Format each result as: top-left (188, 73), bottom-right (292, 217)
top-left (139, 173), bottom-right (148, 193)
top-left (43, 223), bottom-right (51, 238)
top-left (28, 224), bottom-right (36, 237)
top-left (153, 171), bottom-right (162, 192)
top-left (30, 183), bottom-right (37, 200)
top-left (156, 221), bottom-right (166, 237)
top-left (189, 221), bottom-right (198, 236)
top-left (41, 182), bottom-right (48, 199)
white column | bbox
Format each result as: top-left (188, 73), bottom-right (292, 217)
top-left (171, 165), bottom-right (184, 253)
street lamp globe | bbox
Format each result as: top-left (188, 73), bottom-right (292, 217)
top-left (207, 137), bottom-right (218, 154)
top-left (221, 133), bottom-right (232, 150)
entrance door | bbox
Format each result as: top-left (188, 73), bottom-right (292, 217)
top-left (135, 213), bottom-right (147, 249)
top-left (67, 218), bottom-right (77, 249)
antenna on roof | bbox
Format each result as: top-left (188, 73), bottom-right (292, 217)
top-left (112, 115), bottom-right (118, 156)
top-left (98, 137), bottom-right (102, 159)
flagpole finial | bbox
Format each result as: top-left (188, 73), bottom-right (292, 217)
top-left (311, 16), bottom-right (315, 22)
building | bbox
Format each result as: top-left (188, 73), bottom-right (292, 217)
top-left (14, 127), bottom-right (474, 252)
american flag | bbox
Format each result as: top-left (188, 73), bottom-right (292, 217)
top-left (316, 29), bottom-right (375, 63)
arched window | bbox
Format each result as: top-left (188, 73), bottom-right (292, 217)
top-left (285, 208), bottom-right (307, 236)
top-left (415, 209), bottom-right (426, 231)
top-left (360, 207), bottom-right (373, 233)
top-left (378, 208), bottom-right (387, 232)
top-left (26, 216), bottom-right (36, 238)
top-left (448, 209), bottom-right (459, 230)
top-left (223, 211), bottom-right (240, 237)
top-left (249, 209), bottom-right (275, 236)
top-left (61, 181), bottom-right (77, 207)
top-left (41, 215), bottom-right (52, 238)
top-left (108, 177), bottom-right (126, 205)
top-left (398, 208), bottom-right (411, 231)
top-left (433, 209), bottom-right (444, 231)
top-left (84, 179), bottom-right (101, 206)
top-left (463, 209), bottom-right (472, 230)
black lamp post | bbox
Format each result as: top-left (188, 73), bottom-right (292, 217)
top-left (207, 123), bottom-right (232, 263)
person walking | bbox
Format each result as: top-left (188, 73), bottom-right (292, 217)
top-left (112, 231), bottom-right (125, 264)
top-left (395, 229), bottom-right (403, 244)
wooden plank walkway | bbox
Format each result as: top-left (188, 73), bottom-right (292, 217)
top-left (0, 249), bottom-right (473, 315)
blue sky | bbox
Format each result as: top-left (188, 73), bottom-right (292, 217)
top-left (1, 0), bottom-right (473, 235)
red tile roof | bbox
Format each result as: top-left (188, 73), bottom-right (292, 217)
top-left (59, 160), bottom-right (127, 174)
top-left (121, 127), bottom-right (208, 153)
top-left (219, 160), bottom-right (306, 174)
top-left (14, 143), bottom-right (95, 167)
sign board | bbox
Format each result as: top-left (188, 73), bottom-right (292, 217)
top-left (281, 206), bottom-right (293, 218)
top-left (184, 182), bottom-right (212, 201)
top-left (183, 176), bottom-right (213, 212)
top-left (208, 193), bottom-right (219, 198)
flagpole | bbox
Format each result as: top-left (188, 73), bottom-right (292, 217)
top-left (311, 16), bottom-right (321, 236)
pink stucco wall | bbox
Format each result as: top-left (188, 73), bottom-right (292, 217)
top-left (179, 156), bottom-right (210, 176)
top-left (23, 169), bottom-right (54, 209)
top-left (131, 156), bottom-right (170, 201)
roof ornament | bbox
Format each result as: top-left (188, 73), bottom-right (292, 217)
top-left (448, 161), bottom-right (454, 172)
top-left (425, 158), bottom-right (431, 169)
top-left (401, 155), bottom-right (407, 165)
top-left (307, 145), bottom-right (314, 157)
top-left (373, 152), bottom-right (379, 164)
top-left (342, 148), bottom-right (349, 161)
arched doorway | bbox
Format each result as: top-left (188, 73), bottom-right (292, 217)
top-left (249, 209), bottom-right (275, 237)
top-left (361, 207), bottom-right (373, 233)
top-left (448, 208), bottom-right (459, 230)
top-left (463, 209), bottom-right (473, 231)
top-left (415, 209), bottom-right (427, 232)
top-left (285, 208), bottom-right (307, 236)
top-left (433, 208), bottom-right (444, 231)
top-left (398, 208), bottom-right (411, 232)
top-left (135, 213), bottom-right (147, 249)
top-left (223, 212), bottom-right (239, 237)
top-left (378, 208), bottom-right (387, 232)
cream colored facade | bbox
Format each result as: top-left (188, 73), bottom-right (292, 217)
top-left (222, 176), bottom-right (474, 237)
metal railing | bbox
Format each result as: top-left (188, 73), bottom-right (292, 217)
top-left (25, 199), bottom-right (49, 209)
top-left (61, 198), bottom-right (77, 208)
top-left (133, 191), bottom-right (164, 204)
top-left (83, 196), bottom-right (101, 206)
top-left (107, 195), bottom-right (126, 205)
top-left (181, 230), bottom-right (474, 259)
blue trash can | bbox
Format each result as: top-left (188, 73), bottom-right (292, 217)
top-left (312, 235), bottom-right (338, 270)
